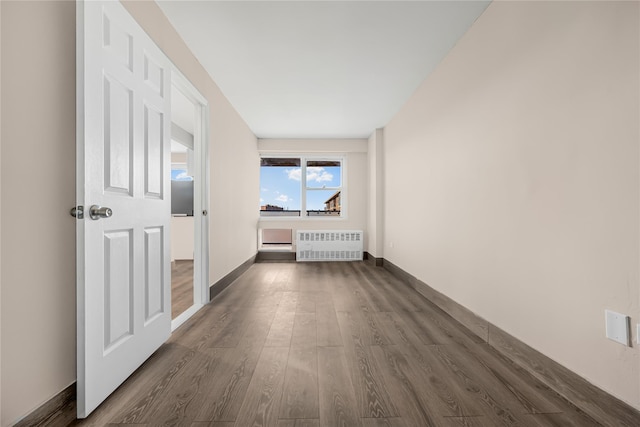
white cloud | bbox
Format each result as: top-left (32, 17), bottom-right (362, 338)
top-left (307, 167), bottom-right (333, 183)
top-left (174, 172), bottom-right (193, 181)
top-left (276, 194), bottom-right (289, 202)
top-left (286, 167), bottom-right (333, 183)
top-left (285, 168), bottom-right (301, 181)
top-left (261, 188), bottom-right (269, 192)
top-left (260, 198), bottom-right (264, 202)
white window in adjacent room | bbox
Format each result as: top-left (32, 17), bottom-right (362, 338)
top-left (260, 157), bottom-right (344, 218)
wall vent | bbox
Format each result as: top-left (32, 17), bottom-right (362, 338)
top-left (296, 230), bottom-right (363, 262)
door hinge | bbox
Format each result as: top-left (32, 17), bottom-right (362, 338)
top-left (70, 205), bottom-right (84, 219)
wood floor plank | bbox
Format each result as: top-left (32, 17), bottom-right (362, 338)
top-left (103, 424), bottom-right (149, 426)
top-left (67, 262), bottom-right (607, 427)
top-left (428, 344), bottom-right (538, 426)
top-left (375, 300), bottom-right (497, 420)
top-left (211, 265), bottom-right (265, 307)
top-left (272, 264), bottom-right (295, 291)
top-left (347, 263), bottom-right (395, 313)
top-left (234, 346), bottom-right (289, 427)
top-left (190, 422), bottom-right (234, 427)
top-left (339, 309), bottom-right (393, 347)
top-left (168, 301), bottom-right (229, 342)
top-left (284, 264), bottom-right (301, 292)
top-left (142, 349), bottom-right (224, 425)
top-left (315, 298), bottom-right (343, 347)
top-left (265, 311), bottom-right (296, 347)
top-left (205, 309), bottom-right (255, 349)
top-left (438, 416), bottom-right (488, 426)
top-left (437, 342), bottom-right (559, 415)
top-left (373, 313), bottom-right (482, 417)
top-left (369, 345), bottom-right (441, 426)
top-left (393, 342), bottom-right (485, 418)
top-left (317, 346), bottom-right (362, 427)
top-left (291, 313), bottom-right (317, 347)
top-left (361, 418), bottom-right (408, 427)
top-left (253, 290), bottom-right (286, 312)
top-left (169, 307), bottom-right (233, 350)
top-left (277, 420), bottom-right (320, 427)
top-left (336, 311), bottom-right (398, 418)
top-left (114, 347), bottom-right (221, 424)
top-left (463, 342), bottom-right (564, 415)
top-left (399, 308), bottom-right (455, 346)
top-left (192, 312), bottom-right (275, 422)
top-left (73, 344), bottom-right (194, 426)
top-left (298, 263), bottom-right (328, 294)
top-left (325, 263), bottom-right (360, 312)
top-left (296, 291), bottom-right (317, 313)
top-left (373, 311), bottom-right (424, 349)
top-left (279, 346), bottom-right (319, 419)
top-left (172, 260), bottom-right (194, 319)
top-left (176, 305), bottom-right (274, 351)
top-left (190, 346), bottom-right (262, 422)
top-left (278, 291), bottom-right (300, 313)
top-left (353, 263), bottom-right (423, 312)
top-left (522, 412), bottom-right (601, 427)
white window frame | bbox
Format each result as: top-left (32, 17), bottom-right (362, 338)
top-left (259, 155), bottom-right (347, 220)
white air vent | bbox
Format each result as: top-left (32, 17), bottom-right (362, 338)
top-left (296, 230), bottom-right (363, 262)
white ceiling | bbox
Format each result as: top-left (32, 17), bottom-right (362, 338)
top-left (171, 85), bottom-right (194, 153)
top-left (158, 0), bottom-right (491, 139)
top-left (171, 84), bottom-right (195, 134)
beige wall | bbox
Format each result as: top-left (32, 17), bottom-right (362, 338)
top-left (0, 2), bottom-right (3, 423)
top-left (171, 217), bottom-right (194, 261)
top-left (171, 152), bottom-right (187, 164)
top-left (258, 139), bottom-right (368, 244)
top-left (1, 2), bottom-right (77, 425)
top-left (0, 1), bottom-right (258, 425)
top-left (367, 129), bottom-right (384, 258)
top-left (384, 0), bottom-right (640, 408)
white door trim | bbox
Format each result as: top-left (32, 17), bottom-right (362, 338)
top-left (170, 67), bottom-right (210, 331)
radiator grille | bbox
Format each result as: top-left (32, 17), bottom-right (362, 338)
top-left (296, 230), bottom-right (363, 262)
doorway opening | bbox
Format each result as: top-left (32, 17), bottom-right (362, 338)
top-left (170, 68), bottom-right (209, 330)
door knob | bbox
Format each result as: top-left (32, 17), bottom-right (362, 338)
top-left (89, 205), bottom-right (113, 220)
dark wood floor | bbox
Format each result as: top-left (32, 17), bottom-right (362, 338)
top-left (72, 262), bottom-right (601, 426)
top-left (172, 260), bottom-right (194, 319)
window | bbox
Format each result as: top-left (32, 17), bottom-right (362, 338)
top-left (171, 167), bottom-right (192, 181)
top-left (260, 157), bottom-right (343, 218)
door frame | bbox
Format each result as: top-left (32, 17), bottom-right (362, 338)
top-left (170, 66), bottom-right (210, 331)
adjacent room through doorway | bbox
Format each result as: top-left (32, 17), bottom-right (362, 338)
top-left (170, 83), bottom-right (196, 320)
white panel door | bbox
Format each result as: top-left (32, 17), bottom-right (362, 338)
top-left (76, 0), bottom-right (172, 418)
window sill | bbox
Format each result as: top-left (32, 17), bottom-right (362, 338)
top-left (258, 244), bottom-right (294, 252)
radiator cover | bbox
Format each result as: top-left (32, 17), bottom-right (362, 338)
top-left (296, 230), bottom-right (363, 262)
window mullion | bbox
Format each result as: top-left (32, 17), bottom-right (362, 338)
top-left (301, 157), bottom-right (307, 217)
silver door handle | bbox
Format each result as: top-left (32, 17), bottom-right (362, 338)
top-left (89, 205), bottom-right (113, 220)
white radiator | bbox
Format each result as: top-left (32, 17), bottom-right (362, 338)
top-left (296, 230), bottom-right (363, 262)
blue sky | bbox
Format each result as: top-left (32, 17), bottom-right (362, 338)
top-left (171, 168), bottom-right (193, 181)
top-left (260, 165), bottom-right (341, 210)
